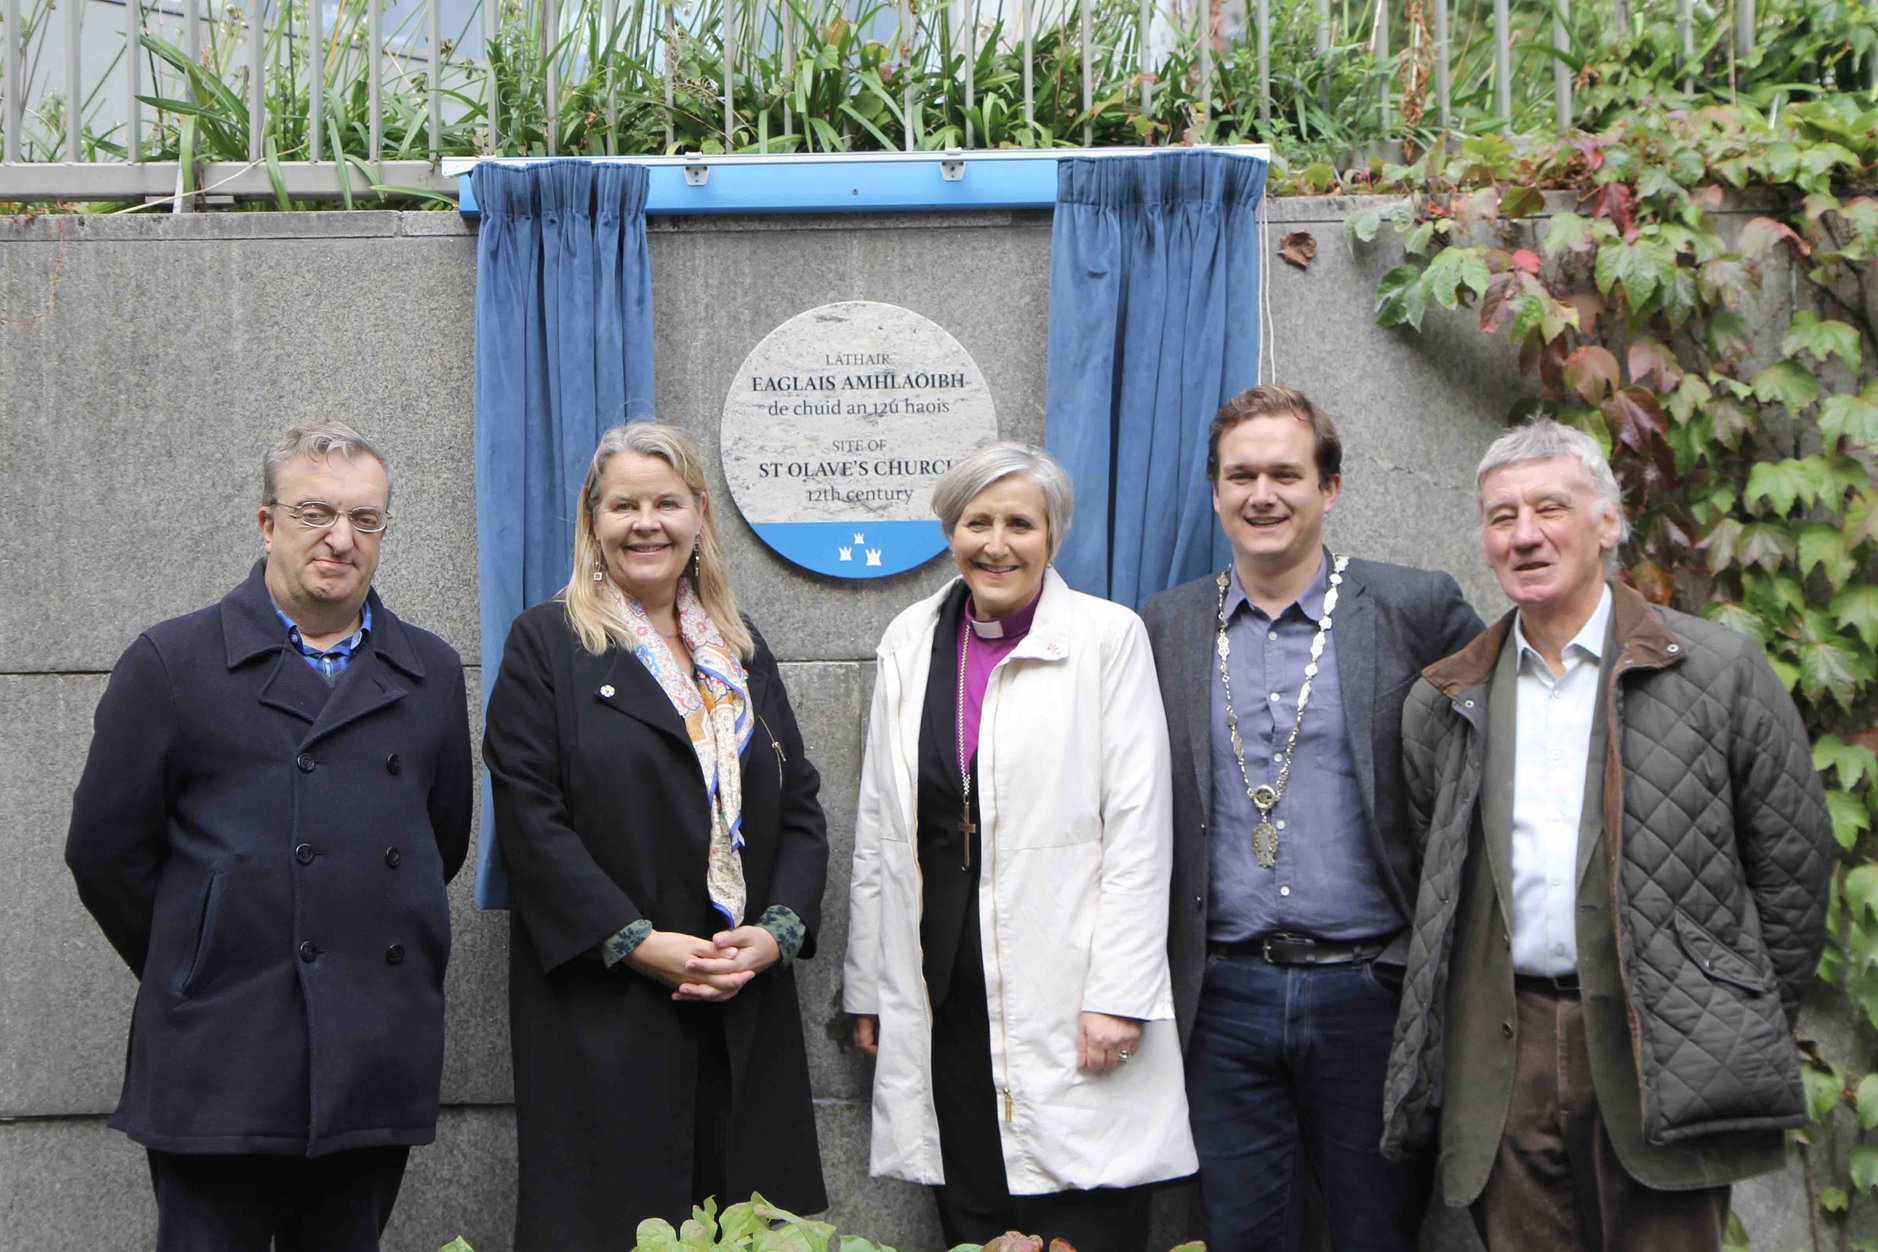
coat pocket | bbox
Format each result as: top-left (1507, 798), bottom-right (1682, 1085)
top-left (1672, 910), bottom-right (1774, 995)
top-left (175, 870), bottom-right (223, 999)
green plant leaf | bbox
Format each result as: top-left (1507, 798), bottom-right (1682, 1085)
top-left (1343, 205), bottom-right (1385, 251)
top-left (1707, 311), bottom-right (1753, 362)
top-left (1854, 1144), bottom-right (1878, 1193)
top-left (1799, 611), bottom-right (1878, 709)
top-left (1594, 236), bottom-right (1676, 308)
top-left (1833, 586), bottom-right (1878, 651)
top-left (1737, 522), bottom-right (1798, 571)
top-left (1806, 1058), bottom-right (1847, 1123)
top-left (1745, 457), bottom-right (1827, 515)
top-left (1782, 311), bottom-right (1864, 371)
top-left (1847, 864), bottom-right (1878, 923)
top-left (1823, 1184), bottom-right (1852, 1212)
top-left (1750, 361), bottom-right (1819, 410)
top-left (438, 1240), bottom-right (475, 1252)
top-left (1816, 734), bottom-right (1878, 790)
top-left (1832, 789), bottom-right (1874, 851)
top-left (1375, 264), bottom-right (1428, 330)
top-left (1703, 599), bottom-right (1770, 646)
top-left (1798, 524), bottom-right (1857, 583)
top-left (1425, 247), bottom-right (1492, 309)
top-left (1542, 211), bottom-right (1592, 256)
top-left (1820, 384), bottom-right (1878, 451)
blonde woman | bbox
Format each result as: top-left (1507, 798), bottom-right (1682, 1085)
top-left (483, 422), bottom-right (829, 1250)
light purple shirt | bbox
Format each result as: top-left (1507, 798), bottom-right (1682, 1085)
top-left (956, 586), bottom-right (1043, 766)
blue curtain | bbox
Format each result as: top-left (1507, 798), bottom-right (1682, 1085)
top-left (1044, 151), bottom-right (1269, 608)
top-left (471, 159), bottom-right (657, 908)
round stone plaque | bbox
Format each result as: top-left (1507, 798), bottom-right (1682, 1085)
top-left (721, 301), bottom-right (999, 579)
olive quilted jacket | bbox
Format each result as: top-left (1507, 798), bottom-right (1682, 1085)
top-left (1381, 582), bottom-right (1832, 1159)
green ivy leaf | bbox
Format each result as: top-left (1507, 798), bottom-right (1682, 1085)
top-left (1543, 211), bottom-right (1593, 256)
top-left (1806, 1059), bottom-right (1848, 1123)
top-left (1782, 311), bottom-right (1864, 371)
top-left (1745, 457), bottom-right (1826, 515)
top-left (1666, 373), bottom-right (1712, 424)
top-left (1799, 610), bottom-right (1877, 710)
top-left (1798, 524), bottom-right (1857, 583)
top-left (1816, 734), bottom-right (1878, 790)
top-left (636, 1218), bottom-right (682, 1252)
top-left (1375, 265), bottom-right (1429, 330)
top-left (1819, 384), bottom-right (1878, 451)
top-left (1705, 395), bottom-right (1755, 448)
top-left (1824, 1184), bottom-right (1853, 1212)
top-left (1832, 586), bottom-right (1878, 651)
top-left (1702, 598), bottom-right (1769, 645)
top-left (1594, 236), bottom-right (1677, 308)
top-left (1750, 361), bottom-right (1820, 410)
top-left (1831, 789), bottom-right (1874, 851)
top-left (1343, 204), bottom-right (1385, 251)
top-left (1737, 522), bottom-right (1797, 571)
top-left (1501, 185), bottom-right (1545, 219)
top-left (1853, 1144), bottom-right (1878, 1193)
top-left (1425, 247), bottom-right (1493, 310)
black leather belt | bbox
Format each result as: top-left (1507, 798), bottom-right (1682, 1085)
top-left (1514, 972), bottom-right (1581, 995)
top-left (1211, 933), bottom-right (1386, 966)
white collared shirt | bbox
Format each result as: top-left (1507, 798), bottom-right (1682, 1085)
top-left (1509, 585), bottom-right (1612, 977)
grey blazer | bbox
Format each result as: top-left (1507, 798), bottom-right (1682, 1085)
top-left (1141, 556), bottom-right (1483, 1048)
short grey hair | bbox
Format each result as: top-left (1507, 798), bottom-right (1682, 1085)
top-left (1475, 417), bottom-right (1629, 547)
top-left (931, 442), bottom-right (1075, 559)
top-left (262, 421), bottom-right (393, 510)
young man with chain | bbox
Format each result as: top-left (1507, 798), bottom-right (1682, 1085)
top-left (1142, 386), bottom-right (1483, 1251)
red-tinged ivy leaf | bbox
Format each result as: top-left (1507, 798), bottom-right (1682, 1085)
top-left (1595, 237), bottom-right (1676, 309)
top-left (1542, 211), bottom-right (1594, 256)
top-left (1510, 247), bottom-right (1541, 274)
top-left (1590, 182), bottom-right (1637, 241)
top-left (1736, 521), bottom-right (1797, 571)
top-left (1278, 230), bottom-right (1318, 270)
top-left (1564, 291), bottom-right (1604, 337)
top-left (1536, 335), bottom-right (1570, 392)
top-left (1479, 271), bottom-right (1519, 334)
top-left (1692, 184), bottom-right (1726, 212)
top-left (1568, 136), bottom-right (1606, 172)
top-left (1739, 215), bottom-right (1813, 259)
top-left (1629, 559), bottom-right (1676, 604)
top-left (1628, 336), bottom-right (1683, 391)
top-left (1746, 457), bottom-right (1830, 514)
top-left (1501, 185), bottom-right (1545, 219)
top-left (1820, 387), bottom-right (1878, 451)
top-left (1751, 361), bottom-right (1819, 410)
top-left (1603, 386), bottom-right (1668, 453)
top-left (1566, 345), bottom-right (1622, 405)
top-left (1374, 264), bottom-right (1428, 330)
top-left (1782, 311), bottom-right (1864, 371)
top-left (1707, 310), bottom-right (1752, 362)
top-left (1798, 524), bottom-right (1858, 584)
top-left (1832, 586), bottom-right (1878, 651)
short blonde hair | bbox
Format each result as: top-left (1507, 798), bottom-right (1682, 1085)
top-left (562, 423), bottom-right (753, 661)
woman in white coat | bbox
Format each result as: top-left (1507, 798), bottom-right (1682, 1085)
top-left (844, 443), bottom-right (1196, 1251)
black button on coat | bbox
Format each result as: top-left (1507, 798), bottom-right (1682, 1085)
top-left (483, 601), bottom-right (829, 1248)
top-left (65, 561), bottom-right (474, 1157)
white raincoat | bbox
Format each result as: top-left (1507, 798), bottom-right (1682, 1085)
top-left (843, 570), bottom-right (1197, 1193)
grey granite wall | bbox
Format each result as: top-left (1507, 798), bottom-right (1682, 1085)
top-left (0, 202), bottom-right (1801, 1251)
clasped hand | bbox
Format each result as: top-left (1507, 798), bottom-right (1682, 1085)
top-left (624, 926), bottom-right (780, 1002)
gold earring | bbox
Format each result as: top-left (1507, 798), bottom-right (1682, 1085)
top-left (592, 557), bottom-right (604, 583)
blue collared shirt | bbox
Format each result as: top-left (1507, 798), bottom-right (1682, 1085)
top-left (1207, 554), bottom-right (1403, 943)
top-left (273, 600), bottom-right (372, 684)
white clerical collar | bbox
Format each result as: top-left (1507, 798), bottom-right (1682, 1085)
top-left (969, 616), bottom-right (1008, 639)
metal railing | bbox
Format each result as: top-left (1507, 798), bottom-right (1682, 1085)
top-left (1, 0), bottom-right (1872, 203)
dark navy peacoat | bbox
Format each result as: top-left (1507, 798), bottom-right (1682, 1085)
top-left (65, 560), bottom-right (474, 1157)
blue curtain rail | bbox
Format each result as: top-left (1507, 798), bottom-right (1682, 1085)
top-left (450, 147), bottom-right (1272, 221)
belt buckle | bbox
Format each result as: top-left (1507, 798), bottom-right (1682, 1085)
top-left (1262, 933), bottom-right (1312, 965)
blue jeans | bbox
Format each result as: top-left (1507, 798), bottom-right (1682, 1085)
top-left (1186, 951), bottom-right (1429, 1252)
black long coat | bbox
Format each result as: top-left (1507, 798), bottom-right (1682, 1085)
top-left (64, 561), bottom-right (474, 1156)
top-left (484, 601), bottom-right (829, 1250)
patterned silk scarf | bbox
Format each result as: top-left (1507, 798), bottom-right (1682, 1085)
top-left (603, 579), bottom-right (754, 926)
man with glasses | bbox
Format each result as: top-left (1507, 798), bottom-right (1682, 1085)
top-left (66, 421), bottom-right (473, 1252)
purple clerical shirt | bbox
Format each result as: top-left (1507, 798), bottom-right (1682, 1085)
top-left (956, 584), bottom-right (1043, 767)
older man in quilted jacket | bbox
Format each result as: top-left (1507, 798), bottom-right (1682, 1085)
top-left (1378, 418), bottom-right (1831, 1251)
